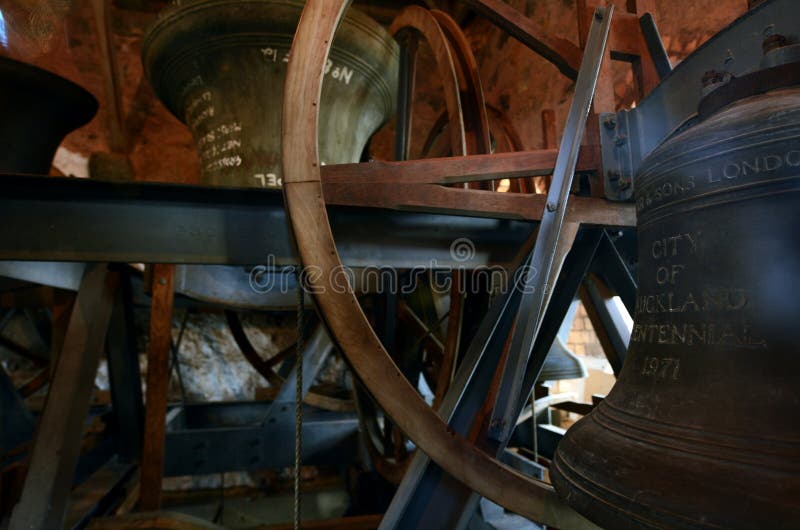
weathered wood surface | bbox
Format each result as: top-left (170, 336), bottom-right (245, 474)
top-left (8, 265), bottom-right (118, 530)
top-left (461, 0), bottom-right (583, 79)
top-left (140, 263), bottom-right (175, 511)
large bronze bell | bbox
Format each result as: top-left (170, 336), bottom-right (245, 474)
top-left (551, 86), bottom-right (800, 528)
top-left (142, 0), bottom-right (398, 188)
top-left (0, 57), bottom-right (97, 174)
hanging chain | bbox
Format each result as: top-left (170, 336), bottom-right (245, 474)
top-left (294, 268), bottom-right (304, 530)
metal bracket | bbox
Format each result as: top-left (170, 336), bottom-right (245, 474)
top-left (600, 0), bottom-right (799, 197)
top-left (599, 110), bottom-right (635, 201)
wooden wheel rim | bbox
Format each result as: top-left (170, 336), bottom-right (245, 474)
top-left (281, 1), bottom-right (593, 527)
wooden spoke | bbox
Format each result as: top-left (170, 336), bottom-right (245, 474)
top-left (357, 7), bottom-right (478, 485)
top-left (430, 9), bottom-right (492, 161)
top-left (389, 6), bottom-right (466, 157)
top-left (281, 1), bottom-right (597, 527)
top-left (461, 0), bottom-right (583, 79)
top-left (323, 181), bottom-right (635, 226)
top-left (320, 147), bottom-right (595, 185)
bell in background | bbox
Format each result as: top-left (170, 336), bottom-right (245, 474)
top-left (551, 82), bottom-right (800, 527)
top-left (142, 0), bottom-right (398, 189)
top-left (0, 57), bottom-right (97, 174)
top-left (540, 299), bottom-right (588, 382)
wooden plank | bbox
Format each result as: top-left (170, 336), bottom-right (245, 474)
top-left (541, 109), bottom-right (558, 192)
top-left (106, 274), bottom-right (145, 464)
top-left (320, 148), bottom-right (597, 185)
top-left (461, 0), bottom-right (583, 80)
top-left (8, 265), bottom-right (118, 530)
top-left (91, 0), bottom-right (127, 152)
top-left (50, 290), bottom-right (75, 376)
top-left (63, 461), bottom-right (135, 529)
top-left (322, 182), bottom-right (636, 227)
top-left (139, 264), bottom-right (175, 511)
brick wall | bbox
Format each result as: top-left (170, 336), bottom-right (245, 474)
top-left (566, 303), bottom-right (605, 360)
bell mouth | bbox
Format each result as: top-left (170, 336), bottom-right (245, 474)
top-left (141, 0), bottom-right (398, 122)
top-left (0, 56), bottom-right (98, 174)
top-left (0, 56), bottom-right (98, 133)
top-left (140, 0), bottom-right (398, 188)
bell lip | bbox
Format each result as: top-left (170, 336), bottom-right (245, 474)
top-left (552, 401), bottom-right (800, 529)
top-left (0, 56), bottom-right (99, 132)
top-left (141, 0), bottom-right (399, 121)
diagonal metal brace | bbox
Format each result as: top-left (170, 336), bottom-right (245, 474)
top-left (488, 6), bottom-right (614, 442)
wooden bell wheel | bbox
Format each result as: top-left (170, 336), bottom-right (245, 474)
top-left (281, 1), bottom-right (630, 527)
top-left (353, 6), bottom-right (484, 485)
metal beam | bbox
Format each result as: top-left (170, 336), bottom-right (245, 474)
top-left (601, 0), bottom-right (798, 193)
top-left (163, 404), bottom-right (359, 476)
top-left (8, 264), bottom-right (118, 530)
top-left (488, 5), bottom-right (613, 442)
top-left (106, 272), bottom-right (145, 463)
top-left (0, 174), bottom-right (534, 268)
top-left (381, 229), bottom-right (602, 530)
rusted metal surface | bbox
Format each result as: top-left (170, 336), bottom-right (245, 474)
top-left (553, 88), bottom-right (800, 529)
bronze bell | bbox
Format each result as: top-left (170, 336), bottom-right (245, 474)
top-left (142, 0), bottom-right (398, 188)
top-left (540, 302), bottom-right (588, 382)
top-left (0, 57), bottom-right (97, 174)
top-left (539, 336), bottom-right (587, 382)
top-left (551, 86), bottom-right (800, 528)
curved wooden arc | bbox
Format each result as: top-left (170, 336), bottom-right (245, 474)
top-left (389, 6), bottom-right (466, 157)
top-left (430, 9), bottom-right (492, 162)
top-left (281, 1), bottom-right (594, 527)
top-left (366, 7), bottom-right (471, 483)
top-left (225, 312), bottom-right (353, 412)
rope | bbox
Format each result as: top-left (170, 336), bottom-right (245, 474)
top-left (294, 269), bottom-right (304, 530)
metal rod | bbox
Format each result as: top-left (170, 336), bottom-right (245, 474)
top-left (488, 5), bottom-right (614, 442)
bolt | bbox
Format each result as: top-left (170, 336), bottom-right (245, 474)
top-left (763, 33), bottom-right (788, 54)
top-left (723, 49), bottom-right (735, 67)
top-left (701, 70), bottom-right (732, 89)
top-left (546, 201), bottom-right (558, 212)
top-left (489, 418), bottom-right (505, 430)
top-left (603, 115), bottom-right (617, 130)
top-left (594, 8), bottom-right (603, 20)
